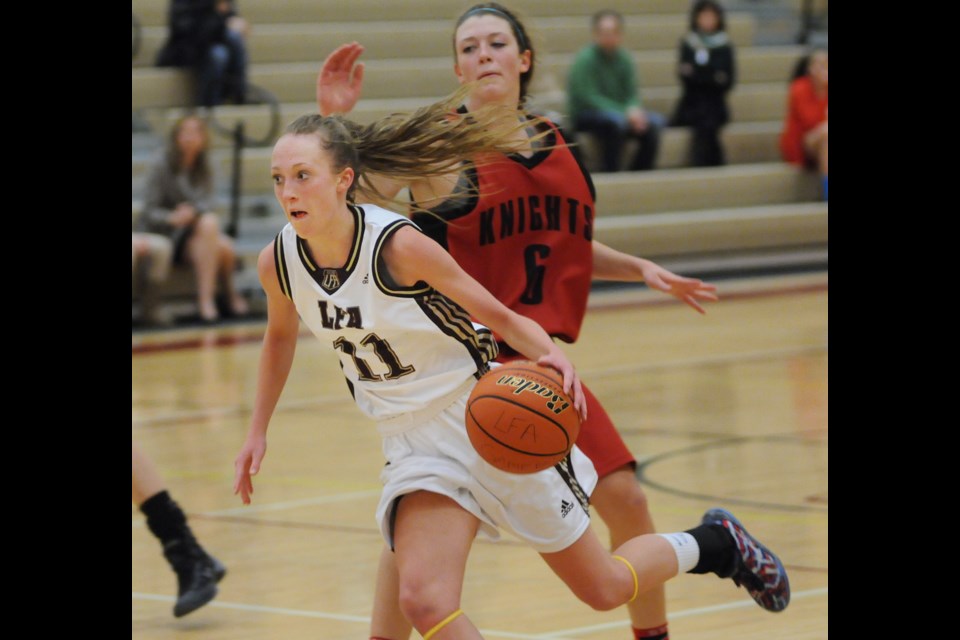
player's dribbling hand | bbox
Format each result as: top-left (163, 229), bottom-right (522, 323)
top-left (317, 42), bottom-right (365, 116)
top-left (536, 354), bottom-right (587, 423)
top-left (233, 436), bottom-right (267, 504)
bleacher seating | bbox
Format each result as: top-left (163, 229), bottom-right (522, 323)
top-left (132, 0), bottom-right (827, 321)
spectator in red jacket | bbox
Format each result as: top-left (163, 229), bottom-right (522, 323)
top-left (780, 48), bottom-right (828, 200)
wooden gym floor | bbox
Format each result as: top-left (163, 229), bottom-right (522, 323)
top-left (132, 270), bottom-right (828, 639)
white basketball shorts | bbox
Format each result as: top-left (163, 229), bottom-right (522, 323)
top-left (375, 377), bottom-right (598, 553)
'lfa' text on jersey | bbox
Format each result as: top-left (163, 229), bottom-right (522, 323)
top-left (318, 301), bottom-right (363, 330)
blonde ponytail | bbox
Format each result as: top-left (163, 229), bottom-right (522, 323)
top-left (282, 83), bottom-right (559, 210)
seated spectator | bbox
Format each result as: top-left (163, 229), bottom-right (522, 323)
top-left (566, 9), bottom-right (666, 172)
top-left (670, 0), bottom-right (736, 167)
top-left (780, 48), bottom-right (828, 200)
top-left (156, 0), bottom-right (250, 107)
top-left (132, 232), bottom-right (174, 326)
top-left (135, 114), bottom-right (249, 323)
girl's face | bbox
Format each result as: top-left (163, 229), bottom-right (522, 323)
top-left (696, 7), bottom-right (720, 33)
top-left (453, 14), bottom-right (530, 107)
top-left (176, 117), bottom-right (208, 156)
top-left (271, 133), bottom-right (353, 235)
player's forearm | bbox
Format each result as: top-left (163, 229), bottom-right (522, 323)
top-left (247, 335), bottom-right (297, 436)
top-left (591, 241), bottom-right (649, 282)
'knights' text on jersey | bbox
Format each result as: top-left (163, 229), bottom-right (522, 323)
top-left (412, 118), bottom-right (595, 344)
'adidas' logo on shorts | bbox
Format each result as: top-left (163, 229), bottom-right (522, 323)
top-left (560, 499), bottom-right (574, 518)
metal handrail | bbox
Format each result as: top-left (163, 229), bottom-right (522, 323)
top-left (205, 83), bottom-right (283, 238)
top-left (208, 84), bottom-right (282, 149)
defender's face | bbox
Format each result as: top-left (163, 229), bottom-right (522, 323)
top-left (454, 14), bottom-right (530, 107)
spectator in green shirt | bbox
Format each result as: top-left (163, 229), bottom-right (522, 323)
top-left (566, 10), bottom-right (666, 172)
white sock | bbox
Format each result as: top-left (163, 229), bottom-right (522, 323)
top-left (657, 532), bottom-right (700, 574)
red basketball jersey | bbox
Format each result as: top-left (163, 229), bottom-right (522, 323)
top-left (412, 119), bottom-right (595, 344)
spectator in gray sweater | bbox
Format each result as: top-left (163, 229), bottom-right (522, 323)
top-left (135, 114), bottom-right (248, 323)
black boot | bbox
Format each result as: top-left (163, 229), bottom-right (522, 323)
top-left (162, 536), bottom-right (227, 617)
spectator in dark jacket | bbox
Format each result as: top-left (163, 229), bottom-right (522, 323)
top-left (670, 0), bottom-right (736, 167)
top-left (156, 0), bottom-right (250, 107)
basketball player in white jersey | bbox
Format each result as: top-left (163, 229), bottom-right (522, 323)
top-left (233, 96), bottom-right (789, 640)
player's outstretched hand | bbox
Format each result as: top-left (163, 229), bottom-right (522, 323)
top-left (641, 260), bottom-right (719, 314)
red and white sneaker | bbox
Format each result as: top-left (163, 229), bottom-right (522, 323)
top-left (701, 508), bottom-right (790, 612)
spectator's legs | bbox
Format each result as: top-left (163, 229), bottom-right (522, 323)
top-left (141, 233), bottom-right (174, 283)
top-left (575, 110), bottom-right (628, 172)
top-left (804, 122), bottom-right (828, 199)
top-left (803, 121), bottom-right (828, 176)
top-left (628, 111), bottom-right (666, 171)
top-left (691, 126), bottom-right (725, 167)
top-left (196, 43), bottom-right (230, 107)
top-left (133, 233), bottom-right (174, 326)
top-left (816, 131), bottom-right (828, 177)
top-left (820, 135), bottom-right (827, 200)
top-left (186, 213), bottom-right (224, 321)
top-left (216, 233), bottom-right (249, 316)
top-left (222, 29), bottom-right (249, 104)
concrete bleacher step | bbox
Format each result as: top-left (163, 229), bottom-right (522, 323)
top-left (133, 46), bottom-right (800, 109)
top-left (533, 82), bottom-right (791, 124)
top-left (539, 44), bottom-right (801, 88)
top-left (136, 78), bottom-right (790, 155)
top-left (134, 198), bottom-right (827, 310)
top-left (572, 120), bottom-right (784, 172)
top-left (260, 154), bottom-right (815, 205)
top-left (133, 83), bottom-right (789, 138)
top-left (634, 246), bottom-right (828, 282)
top-left (593, 201), bottom-right (827, 258)
top-left (134, 161), bottom-right (820, 218)
top-left (133, 0), bottom-right (699, 28)
top-left (217, 201), bottom-right (829, 260)
top-left (133, 13), bottom-right (757, 68)
top-left (592, 163), bottom-right (820, 214)
top-left (132, 120), bottom-right (787, 201)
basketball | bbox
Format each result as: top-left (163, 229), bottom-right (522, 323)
top-left (465, 361), bottom-right (581, 474)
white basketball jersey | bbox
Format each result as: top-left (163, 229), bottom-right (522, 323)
top-left (273, 204), bottom-right (499, 420)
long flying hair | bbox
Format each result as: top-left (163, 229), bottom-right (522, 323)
top-left (282, 83), bottom-right (555, 211)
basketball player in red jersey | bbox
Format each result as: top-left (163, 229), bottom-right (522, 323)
top-left (317, 5), bottom-right (719, 639)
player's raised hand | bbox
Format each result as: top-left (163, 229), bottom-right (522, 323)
top-left (317, 42), bottom-right (366, 116)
